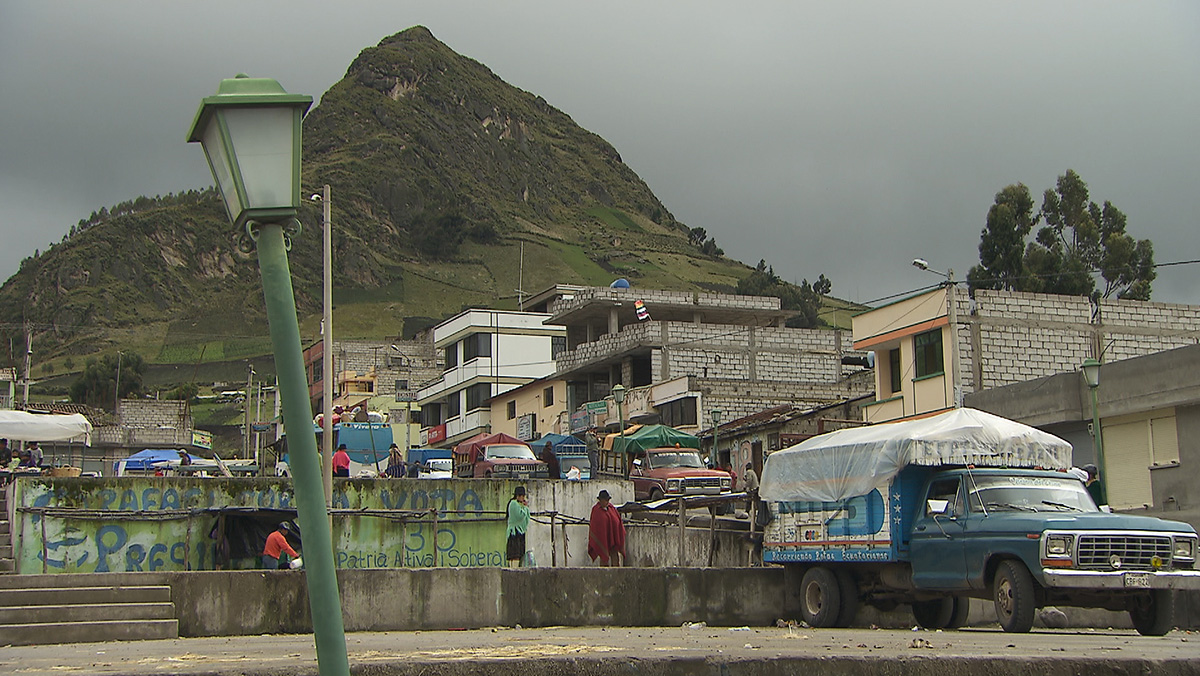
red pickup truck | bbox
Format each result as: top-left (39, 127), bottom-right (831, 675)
top-left (629, 446), bottom-right (732, 501)
top-left (453, 432), bottom-right (548, 479)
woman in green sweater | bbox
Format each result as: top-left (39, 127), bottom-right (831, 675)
top-left (506, 485), bottom-right (530, 567)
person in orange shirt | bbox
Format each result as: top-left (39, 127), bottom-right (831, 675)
top-left (262, 523), bottom-right (299, 569)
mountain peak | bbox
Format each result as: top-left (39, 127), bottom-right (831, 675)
top-left (1, 26), bottom-right (766, 381)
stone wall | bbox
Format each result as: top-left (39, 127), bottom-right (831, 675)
top-left (334, 339), bottom-right (439, 395)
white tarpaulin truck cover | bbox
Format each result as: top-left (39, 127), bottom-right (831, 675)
top-left (0, 410), bottom-right (93, 445)
top-left (759, 408), bottom-right (1072, 503)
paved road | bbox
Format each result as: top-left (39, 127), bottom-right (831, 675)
top-left (2, 626), bottom-right (1198, 675)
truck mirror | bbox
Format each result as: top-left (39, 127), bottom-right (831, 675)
top-left (632, 458), bottom-right (642, 468)
top-left (926, 498), bottom-right (951, 516)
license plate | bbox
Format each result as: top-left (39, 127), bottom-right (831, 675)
top-left (1123, 572), bottom-right (1151, 588)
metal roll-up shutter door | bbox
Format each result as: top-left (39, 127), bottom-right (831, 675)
top-left (1103, 418), bottom-right (1153, 510)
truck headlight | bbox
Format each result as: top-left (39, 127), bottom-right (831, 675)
top-left (1174, 537), bottom-right (1197, 560)
top-left (1045, 534), bottom-right (1073, 557)
top-left (721, 477), bottom-right (732, 489)
top-left (667, 479), bottom-right (681, 492)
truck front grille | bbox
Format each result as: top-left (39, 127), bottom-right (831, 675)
top-left (1077, 534), bottom-right (1172, 570)
top-left (682, 477), bottom-right (723, 491)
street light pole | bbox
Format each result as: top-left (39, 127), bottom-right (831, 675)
top-left (611, 383), bottom-right (626, 476)
top-left (189, 74), bottom-right (348, 676)
top-left (318, 184), bottom-right (334, 509)
top-left (244, 363), bottom-right (254, 459)
top-left (1081, 358), bottom-right (1108, 505)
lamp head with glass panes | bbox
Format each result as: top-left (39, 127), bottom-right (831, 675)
top-left (187, 74), bottom-right (312, 228)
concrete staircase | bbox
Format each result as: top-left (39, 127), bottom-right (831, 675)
top-left (0, 575), bottom-right (179, 646)
top-left (0, 485), bottom-right (12, 574)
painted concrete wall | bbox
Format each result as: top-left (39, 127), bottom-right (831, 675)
top-left (9, 477), bottom-right (631, 574)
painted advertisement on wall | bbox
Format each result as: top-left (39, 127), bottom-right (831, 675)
top-left (10, 477), bottom-right (516, 574)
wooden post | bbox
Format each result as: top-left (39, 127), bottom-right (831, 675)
top-left (677, 496), bottom-right (686, 566)
top-left (431, 508), bottom-right (439, 567)
top-left (748, 500), bottom-right (757, 567)
top-left (707, 504), bottom-right (717, 567)
top-left (550, 511), bottom-right (557, 567)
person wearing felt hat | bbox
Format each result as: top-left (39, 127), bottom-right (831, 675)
top-left (262, 522), bottom-right (299, 570)
top-left (506, 486), bottom-right (530, 567)
top-left (332, 443), bottom-right (351, 477)
top-left (587, 489), bottom-right (626, 567)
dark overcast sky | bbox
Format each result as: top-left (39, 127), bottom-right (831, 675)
top-left (2, 1), bottom-right (1198, 305)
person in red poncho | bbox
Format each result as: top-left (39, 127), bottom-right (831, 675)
top-left (587, 490), bottom-right (626, 566)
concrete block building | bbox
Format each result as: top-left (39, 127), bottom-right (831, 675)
top-left (853, 288), bottom-right (1200, 422)
top-left (544, 286), bottom-right (874, 456)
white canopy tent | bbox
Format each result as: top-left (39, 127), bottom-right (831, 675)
top-left (0, 410), bottom-right (93, 445)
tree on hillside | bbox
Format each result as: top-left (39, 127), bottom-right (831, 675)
top-left (69, 352), bottom-right (145, 411)
top-left (968, 170), bottom-right (1155, 300)
top-left (737, 261), bottom-right (830, 328)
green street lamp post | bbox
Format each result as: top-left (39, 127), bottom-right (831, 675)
top-left (611, 383), bottom-right (626, 474)
top-left (710, 409), bottom-right (722, 468)
top-left (188, 74), bottom-right (349, 676)
top-left (1080, 358), bottom-right (1108, 505)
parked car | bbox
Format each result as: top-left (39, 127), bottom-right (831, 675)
top-left (420, 458), bottom-right (454, 479)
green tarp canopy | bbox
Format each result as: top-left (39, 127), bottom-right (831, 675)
top-left (611, 424), bottom-right (700, 455)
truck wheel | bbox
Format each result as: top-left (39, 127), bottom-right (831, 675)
top-left (945, 596), bottom-right (971, 629)
top-left (834, 569), bottom-right (860, 628)
top-left (650, 488), bottom-right (665, 502)
top-left (993, 560), bottom-right (1036, 633)
top-left (911, 598), bottom-right (954, 629)
top-left (800, 567), bottom-right (842, 628)
top-left (1129, 590), bottom-right (1175, 636)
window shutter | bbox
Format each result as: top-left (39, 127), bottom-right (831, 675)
top-left (1150, 414), bottom-right (1179, 466)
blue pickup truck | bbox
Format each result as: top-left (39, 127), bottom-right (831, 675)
top-left (760, 408), bottom-right (1200, 634)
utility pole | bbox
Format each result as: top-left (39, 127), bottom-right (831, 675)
top-left (22, 321), bottom-right (32, 410)
top-left (946, 269), bottom-right (962, 408)
top-left (113, 351), bottom-right (125, 415)
top-left (244, 363), bottom-right (255, 459)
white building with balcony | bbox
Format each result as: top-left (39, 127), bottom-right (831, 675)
top-left (416, 309), bottom-right (566, 448)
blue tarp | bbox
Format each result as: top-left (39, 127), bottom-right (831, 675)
top-left (116, 448), bottom-right (199, 472)
top-left (312, 422), bottom-right (393, 452)
top-left (407, 448), bottom-right (451, 465)
top-left (538, 433), bottom-right (587, 456)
